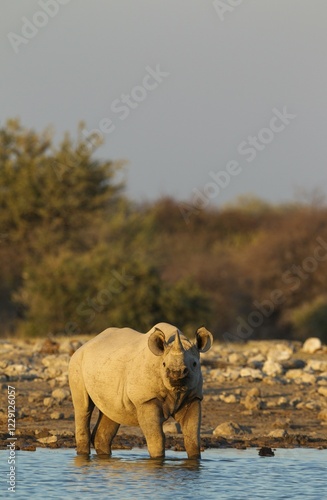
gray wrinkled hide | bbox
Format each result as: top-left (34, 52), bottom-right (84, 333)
top-left (69, 322), bottom-right (213, 458)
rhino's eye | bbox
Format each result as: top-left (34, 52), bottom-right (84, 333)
top-left (163, 362), bottom-right (166, 367)
top-left (193, 361), bottom-right (197, 367)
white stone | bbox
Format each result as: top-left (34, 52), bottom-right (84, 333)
top-left (277, 397), bottom-right (289, 407)
top-left (318, 409), bottom-right (327, 421)
top-left (267, 345), bottom-right (293, 362)
top-left (51, 388), bottom-right (70, 402)
top-left (228, 353), bottom-right (246, 365)
top-left (307, 359), bottom-right (327, 372)
top-left (220, 394), bottom-right (237, 404)
top-left (247, 354), bottom-right (266, 364)
top-left (302, 337), bottom-right (322, 354)
top-left (301, 373), bottom-right (316, 385)
top-left (224, 368), bottom-right (240, 381)
top-left (4, 364), bottom-right (27, 376)
top-left (268, 429), bottom-right (288, 438)
top-left (318, 387), bottom-right (327, 397)
top-left (213, 421), bottom-right (251, 438)
top-left (42, 354), bottom-right (70, 368)
top-left (240, 368), bottom-right (263, 380)
top-left (50, 411), bottom-right (64, 420)
top-left (37, 435), bottom-right (58, 444)
top-left (285, 369), bottom-right (304, 380)
top-left (262, 360), bottom-right (283, 377)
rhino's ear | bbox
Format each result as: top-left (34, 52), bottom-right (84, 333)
top-left (195, 326), bottom-right (213, 353)
top-left (148, 328), bottom-right (167, 356)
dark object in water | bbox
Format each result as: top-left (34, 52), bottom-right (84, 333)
top-left (258, 447), bottom-right (275, 457)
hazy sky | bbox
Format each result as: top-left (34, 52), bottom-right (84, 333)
top-left (1, 0), bottom-right (327, 206)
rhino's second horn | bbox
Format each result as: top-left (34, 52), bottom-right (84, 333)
top-left (170, 330), bottom-right (185, 355)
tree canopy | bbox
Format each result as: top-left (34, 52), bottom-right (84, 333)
top-left (2, 119), bottom-right (327, 342)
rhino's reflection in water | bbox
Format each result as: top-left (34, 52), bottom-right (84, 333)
top-left (73, 449), bottom-right (202, 474)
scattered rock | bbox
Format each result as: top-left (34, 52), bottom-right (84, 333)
top-left (301, 373), bottom-right (316, 385)
top-left (240, 368), bottom-right (263, 380)
top-left (318, 409), bottom-right (327, 421)
top-left (267, 345), bottom-right (293, 362)
top-left (262, 360), bottom-right (283, 377)
top-left (43, 397), bottom-right (54, 407)
top-left (220, 394), bottom-right (238, 404)
top-left (302, 337), bottom-right (322, 354)
top-left (51, 388), bottom-right (70, 402)
top-left (228, 353), bottom-right (246, 365)
top-left (318, 387), bottom-right (327, 397)
top-left (21, 444), bottom-right (37, 451)
top-left (243, 389), bottom-right (263, 411)
top-left (50, 411), bottom-right (64, 420)
top-left (37, 435), bottom-right (58, 444)
top-left (247, 387), bottom-right (261, 398)
top-left (42, 354), bottom-right (70, 369)
top-left (307, 360), bottom-right (327, 372)
top-left (272, 418), bottom-right (291, 429)
top-left (285, 370), bottom-right (316, 385)
top-left (224, 368), bottom-right (240, 382)
top-left (35, 429), bottom-right (51, 438)
top-left (49, 430), bottom-right (74, 437)
top-left (258, 446), bottom-right (275, 457)
top-left (268, 429), bottom-right (288, 438)
top-left (277, 397), bottom-right (289, 408)
top-left (4, 364), bottom-right (27, 377)
top-left (213, 421), bottom-right (252, 438)
top-left (305, 401), bottom-right (321, 411)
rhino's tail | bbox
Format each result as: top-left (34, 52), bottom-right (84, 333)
top-left (91, 410), bottom-right (102, 446)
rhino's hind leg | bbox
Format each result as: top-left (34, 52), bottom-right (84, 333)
top-left (92, 411), bottom-right (120, 456)
top-left (69, 356), bottom-right (95, 455)
top-left (72, 393), bottom-right (95, 455)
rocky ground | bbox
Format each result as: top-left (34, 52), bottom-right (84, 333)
top-left (1, 335), bottom-right (327, 453)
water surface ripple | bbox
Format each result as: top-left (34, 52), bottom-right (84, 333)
top-left (1, 447), bottom-right (326, 499)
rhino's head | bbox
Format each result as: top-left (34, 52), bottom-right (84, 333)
top-left (148, 326), bottom-right (213, 392)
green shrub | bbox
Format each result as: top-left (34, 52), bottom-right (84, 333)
top-left (287, 296), bottom-right (327, 342)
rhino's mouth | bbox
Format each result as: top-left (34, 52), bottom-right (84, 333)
top-left (168, 376), bottom-right (190, 391)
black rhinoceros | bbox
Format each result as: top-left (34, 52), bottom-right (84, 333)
top-left (69, 322), bottom-right (213, 458)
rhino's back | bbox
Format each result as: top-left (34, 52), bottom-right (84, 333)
top-left (73, 327), bottom-right (155, 424)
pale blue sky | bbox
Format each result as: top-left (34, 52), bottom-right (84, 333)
top-left (1, 0), bottom-right (327, 206)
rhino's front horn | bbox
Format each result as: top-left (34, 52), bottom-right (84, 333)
top-left (171, 330), bottom-right (184, 355)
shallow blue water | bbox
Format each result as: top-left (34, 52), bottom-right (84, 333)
top-left (1, 447), bottom-right (326, 500)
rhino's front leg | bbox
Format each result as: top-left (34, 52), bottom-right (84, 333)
top-left (137, 402), bottom-right (165, 458)
top-left (175, 398), bottom-right (201, 459)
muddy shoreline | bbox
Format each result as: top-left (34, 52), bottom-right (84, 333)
top-left (1, 336), bottom-right (327, 453)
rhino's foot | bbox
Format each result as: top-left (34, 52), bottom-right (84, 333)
top-left (76, 438), bottom-right (91, 456)
top-left (95, 448), bottom-right (112, 457)
top-left (76, 448), bottom-right (90, 456)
